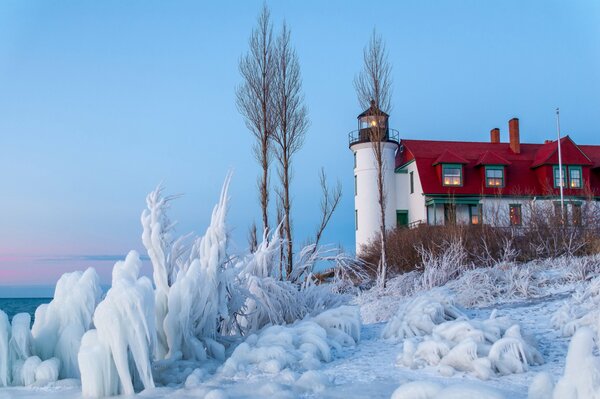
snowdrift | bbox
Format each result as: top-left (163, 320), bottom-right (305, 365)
top-left (385, 290), bottom-right (543, 379)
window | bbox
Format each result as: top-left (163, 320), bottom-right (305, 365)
top-left (509, 204), bottom-right (522, 226)
top-left (354, 175), bottom-right (357, 196)
top-left (469, 204), bottom-right (482, 225)
top-left (353, 152), bottom-right (357, 169)
top-left (444, 203), bottom-right (456, 225)
top-left (442, 164), bottom-right (462, 186)
top-left (569, 166), bottom-right (582, 189)
top-left (572, 204), bottom-right (582, 226)
top-left (409, 171), bottom-right (414, 194)
top-left (485, 166), bottom-right (504, 187)
top-left (397, 210), bottom-right (409, 228)
top-left (355, 210), bottom-right (358, 231)
top-left (554, 166), bottom-right (567, 188)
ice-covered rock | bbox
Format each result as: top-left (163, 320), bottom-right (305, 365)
top-left (31, 267), bottom-right (102, 379)
top-left (390, 380), bottom-right (443, 399)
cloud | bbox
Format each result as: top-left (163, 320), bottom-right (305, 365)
top-left (36, 254), bottom-right (150, 263)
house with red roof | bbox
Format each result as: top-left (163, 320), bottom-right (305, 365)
top-left (350, 104), bottom-right (600, 253)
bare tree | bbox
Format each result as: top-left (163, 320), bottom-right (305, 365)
top-left (354, 30), bottom-right (393, 288)
top-left (272, 22), bottom-right (309, 278)
top-left (313, 168), bottom-right (343, 251)
top-left (237, 4), bottom-right (277, 238)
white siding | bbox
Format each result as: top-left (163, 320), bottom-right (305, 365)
top-left (352, 141), bottom-right (398, 253)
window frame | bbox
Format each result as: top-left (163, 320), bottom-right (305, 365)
top-left (409, 171), bottom-right (414, 194)
top-left (509, 204), bottom-right (522, 226)
top-left (485, 165), bottom-right (505, 188)
top-left (442, 164), bottom-right (463, 187)
top-left (568, 166), bottom-right (583, 189)
top-left (469, 204), bottom-right (482, 225)
top-left (553, 165), bottom-right (567, 189)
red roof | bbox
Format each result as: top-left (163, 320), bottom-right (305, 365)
top-left (531, 136), bottom-right (593, 167)
top-left (432, 150), bottom-right (469, 166)
top-left (397, 136), bottom-right (600, 197)
top-left (475, 151), bottom-right (511, 166)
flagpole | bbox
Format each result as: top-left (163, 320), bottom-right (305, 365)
top-left (556, 108), bottom-right (565, 220)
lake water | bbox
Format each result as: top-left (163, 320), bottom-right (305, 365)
top-left (0, 297), bottom-right (52, 323)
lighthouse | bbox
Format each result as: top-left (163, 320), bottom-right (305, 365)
top-left (349, 101), bottom-right (399, 254)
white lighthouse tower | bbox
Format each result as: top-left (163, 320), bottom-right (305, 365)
top-left (349, 101), bottom-right (399, 254)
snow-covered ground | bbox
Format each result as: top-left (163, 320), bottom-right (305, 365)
top-left (2, 259), bottom-right (599, 399)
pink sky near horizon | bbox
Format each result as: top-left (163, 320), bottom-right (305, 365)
top-left (0, 253), bottom-right (152, 286)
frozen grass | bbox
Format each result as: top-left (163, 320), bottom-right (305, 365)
top-left (357, 254), bottom-right (600, 324)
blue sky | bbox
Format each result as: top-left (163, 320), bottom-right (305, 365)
top-left (1, 0), bottom-right (599, 296)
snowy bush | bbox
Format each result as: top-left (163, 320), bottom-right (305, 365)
top-left (418, 240), bottom-right (468, 290)
top-left (552, 274), bottom-right (600, 337)
top-left (220, 305), bottom-right (360, 378)
top-left (385, 291), bottom-right (543, 379)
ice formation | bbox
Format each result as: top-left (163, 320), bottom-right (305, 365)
top-left (0, 310), bottom-right (10, 387)
top-left (78, 250), bottom-right (156, 397)
top-left (387, 292), bottom-right (542, 379)
top-left (221, 306), bottom-right (360, 377)
top-left (550, 327), bottom-right (600, 399)
top-left (31, 267), bottom-right (102, 379)
top-left (163, 176), bottom-right (230, 362)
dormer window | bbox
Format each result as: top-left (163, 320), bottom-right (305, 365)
top-left (553, 166), bottom-right (567, 188)
top-left (442, 164), bottom-right (462, 186)
top-left (485, 166), bottom-right (504, 187)
top-left (569, 166), bottom-right (582, 189)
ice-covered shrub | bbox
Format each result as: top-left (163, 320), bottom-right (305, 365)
top-left (418, 240), bottom-right (468, 290)
top-left (31, 267), bottom-right (102, 379)
top-left (78, 250), bottom-right (156, 397)
top-left (386, 291), bottom-right (543, 379)
top-left (382, 290), bottom-right (465, 340)
top-left (220, 306), bottom-right (360, 377)
top-left (553, 275), bottom-right (600, 337)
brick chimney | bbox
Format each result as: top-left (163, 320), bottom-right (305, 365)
top-left (490, 128), bottom-right (500, 143)
top-left (509, 118), bottom-right (520, 154)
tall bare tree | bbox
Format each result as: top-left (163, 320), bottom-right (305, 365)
top-left (237, 4), bottom-right (277, 238)
top-left (272, 22), bottom-right (309, 278)
top-left (354, 30), bottom-right (393, 288)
